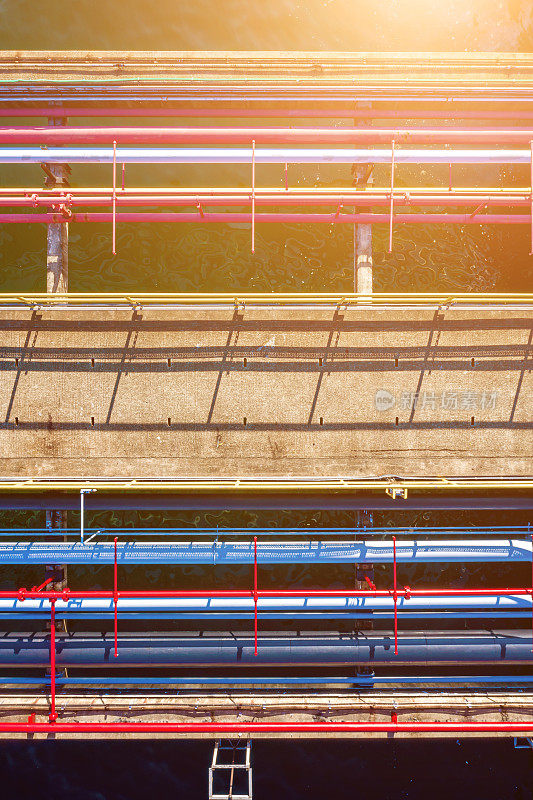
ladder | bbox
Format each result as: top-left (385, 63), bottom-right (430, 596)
top-left (208, 739), bottom-right (252, 800)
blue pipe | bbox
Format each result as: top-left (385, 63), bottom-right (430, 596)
top-left (2, 675), bottom-right (533, 686)
top-left (3, 525), bottom-right (531, 537)
top-left (0, 631), bottom-right (530, 666)
top-left (0, 538), bottom-right (529, 564)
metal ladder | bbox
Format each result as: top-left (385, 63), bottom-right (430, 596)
top-left (208, 739), bottom-right (252, 800)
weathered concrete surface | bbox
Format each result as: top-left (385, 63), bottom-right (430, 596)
top-left (0, 692), bottom-right (530, 739)
top-left (0, 304), bottom-right (530, 478)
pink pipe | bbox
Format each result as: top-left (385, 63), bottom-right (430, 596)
top-left (2, 126), bottom-right (533, 145)
top-left (1, 107), bottom-right (533, 120)
top-left (0, 212), bottom-right (528, 224)
top-left (0, 722), bottom-right (531, 734)
top-left (0, 194), bottom-right (529, 208)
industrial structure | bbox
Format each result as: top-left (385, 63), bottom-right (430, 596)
top-left (0, 51), bottom-right (532, 796)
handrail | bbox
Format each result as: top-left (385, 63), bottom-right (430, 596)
top-left (0, 292), bottom-right (531, 307)
top-left (0, 478), bottom-right (531, 493)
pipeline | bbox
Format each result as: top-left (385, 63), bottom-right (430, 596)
top-left (0, 631), bottom-right (531, 666)
top-left (2, 107), bottom-right (533, 120)
top-left (0, 721), bottom-right (533, 735)
top-left (1, 189), bottom-right (531, 209)
top-left (0, 146), bottom-right (530, 164)
top-left (1, 212), bottom-right (529, 225)
top-left (3, 126), bottom-right (533, 145)
top-left (0, 539), bottom-right (528, 564)
top-left (1, 594), bottom-right (530, 619)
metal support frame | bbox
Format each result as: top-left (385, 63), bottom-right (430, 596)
top-left (513, 737), bottom-right (533, 750)
top-left (209, 740), bottom-right (252, 800)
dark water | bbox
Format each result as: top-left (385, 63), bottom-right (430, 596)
top-left (1, 1), bottom-right (533, 796)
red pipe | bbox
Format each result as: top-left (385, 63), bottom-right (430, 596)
top-left (0, 193), bottom-right (529, 209)
top-left (253, 535), bottom-right (258, 656)
top-left (112, 139), bottom-right (117, 256)
top-left (3, 126), bottom-right (533, 145)
top-left (2, 107), bottom-right (533, 120)
top-left (393, 536), bottom-right (398, 656)
top-left (4, 588), bottom-right (531, 600)
top-left (113, 537), bottom-right (118, 659)
top-left (251, 139), bottom-right (255, 254)
top-left (389, 139), bottom-right (395, 252)
top-left (49, 599), bottom-right (57, 723)
top-left (0, 721), bottom-right (532, 734)
top-left (0, 212), bottom-right (528, 225)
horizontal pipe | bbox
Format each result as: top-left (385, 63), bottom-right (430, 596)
top-left (2, 593), bottom-right (531, 614)
top-left (0, 212), bottom-right (528, 225)
top-left (2, 190), bottom-right (530, 209)
top-left (3, 108), bottom-right (533, 121)
top-left (4, 126), bottom-right (533, 145)
top-left (0, 146), bottom-right (530, 164)
top-left (0, 721), bottom-right (532, 735)
top-left (1, 588), bottom-right (531, 600)
top-left (0, 631), bottom-right (531, 665)
top-left (0, 526), bottom-right (530, 538)
top-left (0, 478), bottom-right (529, 493)
top-left (0, 539), bottom-right (528, 564)
top-left (4, 675), bottom-right (533, 686)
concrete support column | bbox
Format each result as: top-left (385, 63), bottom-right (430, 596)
top-left (45, 163), bottom-right (69, 294)
top-left (352, 101), bottom-right (373, 294)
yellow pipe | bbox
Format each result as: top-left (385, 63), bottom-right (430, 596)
top-left (2, 293), bottom-right (533, 307)
top-left (0, 479), bottom-right (530, 493)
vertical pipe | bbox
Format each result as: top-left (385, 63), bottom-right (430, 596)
top-left (121, 162), bottom-right (125, 192)
top-left (284, 162), bottom-right (288, 191)
top-left (80, 490), bottom-right (85, 545)
top-left (393, 535), bottom-right (398, 655)
top-left (45, 109), bottom-right (68, 596)
top-left (388, 139), bottom-right (395, 253)
top-left (251, 140), bottom-right (256, 254)
top-left (253, 535), bottom-right (258, 656)
top-left (114, 536), bottom-right (118, 658)
top-left (49, 599), bottom-right (57, 723)
top-left (112, 139), bottom-right (117, 255)
top-left (530, 140), bottom-right (533, 256)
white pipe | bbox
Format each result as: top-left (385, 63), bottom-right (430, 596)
top-left (0, 147), bottom-right (529, 164)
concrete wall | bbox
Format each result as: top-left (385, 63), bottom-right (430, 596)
top-left (0, 303), bottom-right (530, 478)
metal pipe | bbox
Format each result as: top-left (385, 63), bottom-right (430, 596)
top-left (113, 536), bottom-right (118, 658)
top-left (2, 187), bottom-right (530, 208)
top-left (49, 599), bottom-right (56, 723)
top-left (251, 139), bottom-right (255, 254)
top-left (2, 291), bottom-right (530, 305)
top-left (253, 536), bottom-right (258, 656)
top-left (0, 525), bottom-right (531, 538)
top-left (0, 721), bottom-right (533, 734)
top-left (0, 538), bottom-right (529, 564)
top-left (3, 674), bottom-right (533, 686)
top-left (0, 631), bottom-right (530, 666)
top-left (2, 594), bottom-right (532, 614)
top-left (2, 107), bottom-right (533, 120)
top-left (111, 139), bottom-right (116, 255)
top-left (0, 212), bottom-right (529, 225)
top-left (0, 146), bottom-right (530, 164)
top-left (5, 126), bottom-right (533, 145)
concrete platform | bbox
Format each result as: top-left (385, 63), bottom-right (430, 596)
top-left (0, 302), bottom-right (531, 478)
top-left (0, 691), bottom-right (531, 739)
